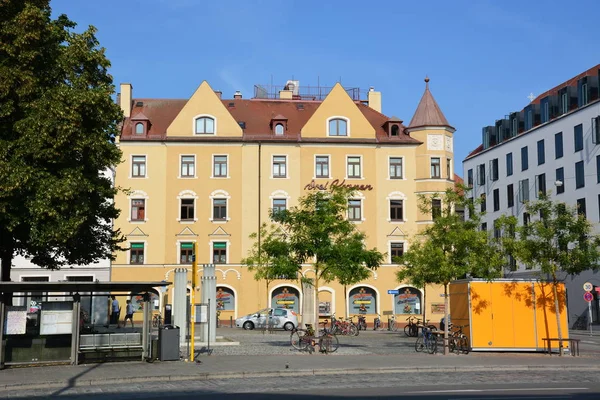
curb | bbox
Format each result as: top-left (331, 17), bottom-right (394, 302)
top-left (2, 364), bottom-right (600, 392)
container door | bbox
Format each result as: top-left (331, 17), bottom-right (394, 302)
top-left (469, 282), bottom-right (494, 349)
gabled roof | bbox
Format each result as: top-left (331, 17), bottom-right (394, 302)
top-left (408, 78), bottom-right (453, 129)
top-left (121, 96), bottom-right (420, 144)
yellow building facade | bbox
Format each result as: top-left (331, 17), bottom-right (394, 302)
top-left (112, 78), bottom-right (456, 325)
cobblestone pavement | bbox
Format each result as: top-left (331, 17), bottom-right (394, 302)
top-left (6, 369), bottom-right (600, 399)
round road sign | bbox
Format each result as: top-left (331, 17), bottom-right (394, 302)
top-left (583, 282), bottom-right (593, 292)
top-left (584, 292), bottom-right (594, 302)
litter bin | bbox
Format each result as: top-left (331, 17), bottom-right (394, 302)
top-left (158, 325), bottom-right (180, 361)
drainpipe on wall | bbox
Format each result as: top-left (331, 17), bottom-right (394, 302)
top-left (258, 143), bottom-right (262, 308)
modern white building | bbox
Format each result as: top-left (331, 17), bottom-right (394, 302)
top-left (463, 64), bottom-right (600, 326)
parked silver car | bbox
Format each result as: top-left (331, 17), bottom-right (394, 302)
top-left (235, 308), bottom-right (298, 331)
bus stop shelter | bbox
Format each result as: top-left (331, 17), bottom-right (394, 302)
top-left (0, 281), bottom-right (170, 368)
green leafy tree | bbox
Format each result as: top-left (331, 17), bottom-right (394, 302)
top-left (266, 186), bottom-right (384, 327)
top-left (0, 1), bottom-right (124, 295)
top-left (241, 223), bottom-right (298, 307)
top-left (396, 186), bottom-right (505, 354)
top-left (497, 195), bottom-right (600, 353)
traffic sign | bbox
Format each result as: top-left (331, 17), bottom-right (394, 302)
top-left (387, 290), bottom-right (400, 295)
top-left (583, 282), bottom-right (593, 292)
top-left (584, 292), bottom-right (594, 302)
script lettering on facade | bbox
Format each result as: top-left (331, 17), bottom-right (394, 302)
top-left (304, 179), bottom-right (373, 191)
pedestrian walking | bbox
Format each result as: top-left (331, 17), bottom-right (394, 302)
top-left (124, 300), bottom-right (135, 328)
top-left (111, 295), bottom-right (121, 328)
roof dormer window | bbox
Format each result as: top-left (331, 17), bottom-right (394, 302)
top-left (391, 125), bottom-right (399, 136)
top-left (130, 112), bottom-right (149, 136)
top-left (195, 116), bottom-right (215, 134)
top-left (328, 118), bottom-right (348, 136)
top-left (270, 114), bottom-right (288, 135)
top-left (275, 123), bottom-right (284, 135)
top-left (135, 122), bottom-right (145, 135)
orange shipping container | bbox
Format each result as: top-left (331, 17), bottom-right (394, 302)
top-left (449, 279), bottom-right (569, 352)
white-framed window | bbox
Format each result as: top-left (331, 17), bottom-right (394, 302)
top-left (348, 199), bottom-right (362, 221)
top-left (209, 190), bottom-right (230, 223)
top-left (180, 155), bottom-right (195, 178)
top-left (135, 123), bottom-right (144, 135)
top-left (131, 199), bottom-right (146, 222)
top-left (213, 155), bottom-right (228, 178)
top-left (386, 192), bottom-right (407, 222)
top-left (328, 117), bottom-right (349, 136)
top-left (272, 198), bottom-right (287, 218)
top-left (211, 241), bottom-right (229, 264)
top-left (179, 241), bottom-right (195, 264)
top-left (389, 157), bottom-right (403, 179)
top-left (177, 190), bottom-right (198, 223)
top-left (346, 156), bottom-right (362, 179)
top-left (131, 155), bottom-right (146, 178)
top-left (389, 242), bottom-right (405, 263)
top-left (128, 190), bottom-right (149, 223)
top-left (194, 115), bottom-right (216, 134)
top-left (430, 157), bottom-right (441, 179)
top-left (129, 242), bottom-right (145, 264)
top-left (272, 155), bottom-right (287, 178)
top-left (315, 155), bottom-right (330, 178)
top-left (275, 123), bottom-right (284, 135)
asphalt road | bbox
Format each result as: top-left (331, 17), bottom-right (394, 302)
top-left (7, 369), bottom-right (600, 399)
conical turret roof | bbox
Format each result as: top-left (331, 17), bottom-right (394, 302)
top-left (408, 77), bottom-right (452, 129)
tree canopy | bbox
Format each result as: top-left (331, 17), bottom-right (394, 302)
top-left (0, 1), bottom-right (124, 283)
top-left (259, 186), bottom-right (384, 325)
top-left (496, 195), bottom-right (600, 351)
top-left (396, 186), bottom-right (506, 353)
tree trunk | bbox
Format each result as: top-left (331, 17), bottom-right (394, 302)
top-left (552, 272), bottom-right (563, 356)
top-left (443, 283), bottom-right (449, 355)
top-left (343, 285), bottom-right (348, 319)
top-left (422, 285), bottom-right (427, 325)
top-left (314, 273), bottom-right (320, 330)
top-left (1, 250), bottom-right (14, 306)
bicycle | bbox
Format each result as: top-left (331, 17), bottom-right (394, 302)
top-left (448, 324), bottom-right (470, 355)
top-left (152, 313), bottom-right (163, 328)
top-left (415, 326), bottom-right (437, 354)
top-left (405, 316), bottom-right (436, 337)
top-left (387, 315), bottom-right (398, 331)
top-left (290, 322), bottom-right (339, 354)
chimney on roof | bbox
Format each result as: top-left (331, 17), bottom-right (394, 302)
top-left (119, 83), bottom-right (132, 118)
top-left (234, 91), bottom-right (242, 99)
top-left (214, 91), bottom-right (222, 99)
top-left (367, 86), bottom-right (381, 113)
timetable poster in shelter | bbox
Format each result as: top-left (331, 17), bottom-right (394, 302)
top-left (350, 287), bottom-right (376, 314)
top-left (394, 287), bottom-right (421, 314)
top-left (271, 287), bottom-right (299, 313)
top-left (216, 287), bottom-right (234, 311)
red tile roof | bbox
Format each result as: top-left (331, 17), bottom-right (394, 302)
top-left (408, 78), bottom-right (453, 129)
top-left (121, 97), bottom-right (420, 145)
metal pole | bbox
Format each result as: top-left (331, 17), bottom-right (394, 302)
top-left (207, 298), bottom-right (211, 355)
top-left (589, 300), bottom-right (593, 337)
top-left (0, 300), bottom-right (5, 369)
top-left (70, 293), bottom-right (81, 365)
top-left (190, 243), bottom-right (198, 362)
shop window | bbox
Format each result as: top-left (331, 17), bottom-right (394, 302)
top-left (394, 287), bottom-right (421, 315)
top-left (349, 287), bottom-right (377, 315)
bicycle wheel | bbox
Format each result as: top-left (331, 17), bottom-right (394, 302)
top-left (348, 324), bottom-right (358, 337)
top-left (404, 324), bottom-right (412, 337)
top-left (290, 330), bottom-right (309, 351)
top-left (391, 321), bottom-right (399, 332)
top-left (459, 334), bottom-right (469, 355)
top-left (426, 334), bottom-right (437, 354)
top-left (410, 325), bottom-right (418, 337)
top-left (319, 333), bottom-right (339, 353)
top-left (415, 336), bottom-right (425, 352)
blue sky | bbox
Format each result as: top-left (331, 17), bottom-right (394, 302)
top-left (52, 0), bottom-right (599, 175)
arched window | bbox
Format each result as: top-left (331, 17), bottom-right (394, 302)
top-left (271, 286), bottom-right (300, 313)
top-left (391, 125), bottom-right (399, 136)
top-left (195, 117), bottom-right (215, 134)
top-left (135, 123), bottom-right (144, 135)
top-left (349, 286), bottom-right (377, 314)
top-left (394, 287), bottom-right (422, 315)
top-left (328, 118), bottom-right (348, 136)
top-left (275, 123), bottom-right (284, 135)
top-left (216, 287), bottom-right (235, 311)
